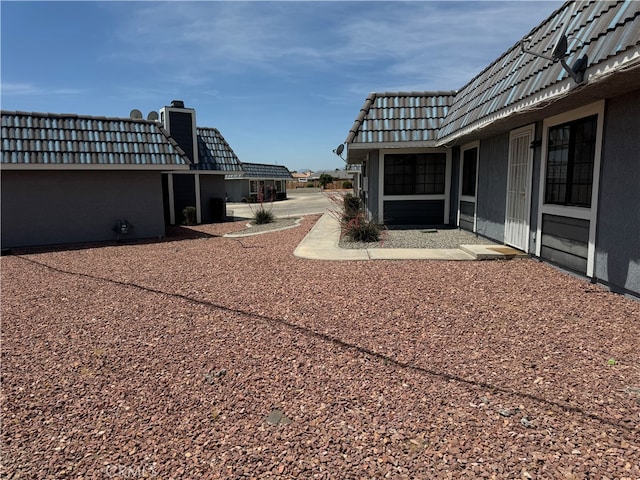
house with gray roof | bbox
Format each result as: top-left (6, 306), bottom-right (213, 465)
top-left (225, 162), bottom-right (293, 202)
top-left (1, 100), bottom-right (244, 248)
top-left (343, 0), bottom-right (640, 297)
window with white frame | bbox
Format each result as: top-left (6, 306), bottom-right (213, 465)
top-left (384, 153), bottom-right (446, 195)
top-left (545, 115), bottom-right (597, 207)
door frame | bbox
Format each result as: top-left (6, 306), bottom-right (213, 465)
top-left (457, 141), bottom-right (479, 232)
top-left (504, 124), bottom-right (535, 252)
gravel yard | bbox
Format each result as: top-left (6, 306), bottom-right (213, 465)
top-left (339, 227), bottom-right (500, 250)
top-left (2, 215), bottom-right (639, 479)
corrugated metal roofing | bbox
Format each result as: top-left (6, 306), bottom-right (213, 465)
top-left (346, 1), bottom-right (640, 148)
top-left (1, 110), bottom-right (190, 167)
top-left (195, 127), bottom-right (244, 172)
top-left (227, 162), bottom-right (293, 179)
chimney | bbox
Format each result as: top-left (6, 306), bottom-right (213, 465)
top-left (160, 100), bottom-right (198, 163)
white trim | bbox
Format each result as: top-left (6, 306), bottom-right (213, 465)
top-left (504, 124), bottom-right (535, 252)
top-left (379, 147), bottom-right (452, 225)
top-left (168, 173), bottom-right (176, 225)
top-left (458, 141), bottom-right (479, 232)
top-left (194, 174), bottom-right (202, 224)
top-left (535, 100), bottom-right (605, 277)
top-left (384, 194), bottom-right (447, 201)
top-left (349, 140), bottom-right (439, 150)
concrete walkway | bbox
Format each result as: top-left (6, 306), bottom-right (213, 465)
top-left (293, 213), bottom-right (526, 261)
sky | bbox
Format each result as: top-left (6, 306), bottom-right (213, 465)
top-left (1, 1), bottom-right (564, 172)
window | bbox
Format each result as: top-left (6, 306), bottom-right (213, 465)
top-left (461, 148), bottom-right (477, 197)
top-left (384, 153), bottom-right (446, 195)
top-left (545, 115), bottom-right (597, 207)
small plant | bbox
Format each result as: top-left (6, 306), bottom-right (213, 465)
top-left (607, 358), bottom-right (617, 366)
top-left (182, 206), bottom-right (197, 225)
top-left (253, 206), bottom-right (275, 225)
top-left (343, 212), bottom-right (381, 242)
top-left (342, 181), bottom-right (353, 189)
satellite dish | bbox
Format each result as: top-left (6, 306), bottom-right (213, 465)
top-left (130, 109), bottom-right (143, 119)
top-left (551, 34), bottom-right (568, 60)
top-left (335, 144), bottom-right (345, 156)
top-left (147, 111), bottom-right (159, 121)
top-left (519, 30), bottom-right (588, 84)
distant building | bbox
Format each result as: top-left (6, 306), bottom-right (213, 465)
top-left (225, 163), bottom-right (293, 202)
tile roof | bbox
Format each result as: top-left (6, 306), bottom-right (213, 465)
top-left (195, 127), bottom-right (244, 172)
top-left (346, 91), bottom-right (455, 145)
top-left (346, 1), bottom-right (640, 150)
top-left (226, 162), bottom-right (292, 179)
top-left (438, 0), bottom-right (640, 140)
top-left (1, 110), bottom-right (190, 168)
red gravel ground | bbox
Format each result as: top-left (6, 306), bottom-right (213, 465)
top-left (2, 215), bottom-right (639, 479)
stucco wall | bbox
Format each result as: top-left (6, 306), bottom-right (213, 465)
top-left (199, 174), bottom-right (226, 223)
top-left (1, 170), bottom-right (165, 248)
top-left (595, 90), bottom-right (640, 296)
top-left (225, 180), bottom-right (249, 203)
top-left (475, 133), bottom-right (510, 242)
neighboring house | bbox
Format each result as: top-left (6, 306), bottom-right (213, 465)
top-left (287, 171), bottom-right (312, 189)
top-left (344, 0), bottom-right (640, 297)
top-left (1, 100), bottom-right (244, 248)
top-left (308, 169), bottom-right (356, 189)
top-left (1, 111), bottom-right (190, 248)
top-left (225, 162), bottom-right (293, 202)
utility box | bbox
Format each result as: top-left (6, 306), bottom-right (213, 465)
top-left (211, 198), bottom-right (224, 223)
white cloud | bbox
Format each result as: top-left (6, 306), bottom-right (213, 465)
top-left (108, 1), bottom-right (563, 92)
top-left (1, 82), bottom-right (86, 97)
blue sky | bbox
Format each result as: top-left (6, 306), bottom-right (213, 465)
top-left (1, 1), bottom-right (563, 172)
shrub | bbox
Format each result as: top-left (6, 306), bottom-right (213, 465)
top-left (343, 194), bottom-right (361, 220)
top-left (253, 206), bottom-right (275, 225)
top-left (182, 206), bottom-right (197, 225)
top-left (343, 213), bottom-right (381, 242)
top-left (305, 183), bottom-right (315, 188)
top-left (342, 181), bottom-right (353, 189)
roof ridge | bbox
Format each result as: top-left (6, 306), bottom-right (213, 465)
top-left (0, 109), bottom-right (159, 124)
top-left (374, 90), bottom-right (457, 97)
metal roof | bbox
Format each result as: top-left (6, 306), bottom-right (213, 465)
top-left (194, 127), bottom-right (244, 172)
top-left (1, 110), bottom-right (190, 168)
top-left (226, 162), bottom-right (292, 179)
top-left (345, 1), bottom-right (640, 151)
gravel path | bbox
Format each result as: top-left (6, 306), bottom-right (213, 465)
top-left (2, 215), bottom-right (639, 479)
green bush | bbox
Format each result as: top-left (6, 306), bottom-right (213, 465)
top-left (305, 183), bottom-right (315, 188)
top-left (253, 206), bottom-right (275, 225)
top-left (182, 206), bottom-right (197, 225)
top-left (343, 213), bottom-right (381, 242)
top-left (342, 181), bottom-right (353, 189)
